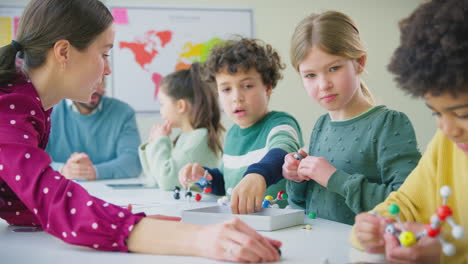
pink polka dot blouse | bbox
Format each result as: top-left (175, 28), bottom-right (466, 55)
top-left (0, 76), bottom-right (145, 252)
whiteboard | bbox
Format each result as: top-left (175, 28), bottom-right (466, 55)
top-left (0, 6), bottom-right (24, 46)
top-left (110, 6), bottom-right (254, 113)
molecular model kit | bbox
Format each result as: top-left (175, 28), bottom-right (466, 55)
top-left (173, 170), bottom-right (305, 231)
top-left (173, 170), bottom-right (212, 202)
top-left (376, 185), bottom-right (464, 256)
top-left (262, 191), bottom-right (289, 208)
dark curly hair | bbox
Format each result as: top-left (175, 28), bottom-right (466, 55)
top-left (388, 0), bottom-right (468, 97)
top-left (203, 38), bottom-right (285, 89)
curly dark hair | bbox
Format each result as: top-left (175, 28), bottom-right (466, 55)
top-left (388, 0), bottom-right (468, 97)
top-left (203, 38), bottom-right (285, 89)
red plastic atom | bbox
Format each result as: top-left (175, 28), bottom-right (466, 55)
top-left (425, 224), bottom-right (441, 237)
top-left (277, 191), bottom-right (286, 200)
top-left (436, 205), bottom-right (452, 220)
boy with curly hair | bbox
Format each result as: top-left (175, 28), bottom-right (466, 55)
top-left (352, 0), bottom-right (468, 263)
top-left (179, 38), bottom-right (303, 214)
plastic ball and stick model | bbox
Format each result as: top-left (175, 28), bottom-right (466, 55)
top-left (217, 187), bottom-right (233, 206)
top-left (173, 170), bottom-right (212, 202)
top-left (293, 152), bottom-right (304, 161)
top-left (216, 190), bottom-right (290, 210)
top-left (262, 191), bottom-right (289, 208)
top-left (376, 185), bottom-right (464, 256)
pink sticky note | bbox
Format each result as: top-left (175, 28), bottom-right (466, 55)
top-left (112, 8), bottom-right (129, 25)
top-left (13, 17), bottom-right (20, 38)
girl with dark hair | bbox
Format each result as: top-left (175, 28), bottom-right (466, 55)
top-left (139, 63), bottom-right (224, 190)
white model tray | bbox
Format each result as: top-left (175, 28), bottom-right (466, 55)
top-left (181, 205), bottom-right (304, 231)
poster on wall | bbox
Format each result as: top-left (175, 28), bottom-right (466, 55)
top-left (110, 6), bottom-right (254, 113)
top-left (0, 6), bottom-right (23, 47)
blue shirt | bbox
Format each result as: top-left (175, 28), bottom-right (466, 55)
top-left (46, 97), bottom-right (142, 179)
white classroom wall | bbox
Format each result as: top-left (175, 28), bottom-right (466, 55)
top-left (1, 0), bottom-right (436, 151)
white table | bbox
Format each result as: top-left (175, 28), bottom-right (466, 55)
top-left (0, 179), bottom-right (385, 264)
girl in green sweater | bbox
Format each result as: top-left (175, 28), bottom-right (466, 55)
top-left (283, 11), bottom-right (422, 225)
top-left (139, 63), bottom-right (224, 190)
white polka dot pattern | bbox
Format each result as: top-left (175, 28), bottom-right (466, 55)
top-left (0, 86), bottom-right (143, 252)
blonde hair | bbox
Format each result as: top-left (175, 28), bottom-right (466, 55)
top-left (290, 11), bottom-right (374, 103)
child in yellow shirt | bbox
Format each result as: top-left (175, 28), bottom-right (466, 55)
top-left (352, 0), bottom-right (468, 263)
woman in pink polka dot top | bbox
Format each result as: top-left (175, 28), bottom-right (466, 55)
top-left (0, 0), bottom-right (281, 262)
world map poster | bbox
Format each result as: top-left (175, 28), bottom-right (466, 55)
top-left (111, 6), bottom-right (254, 113)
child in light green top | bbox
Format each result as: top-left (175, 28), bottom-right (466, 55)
top-left (139, 63), bottom-right (224, 190)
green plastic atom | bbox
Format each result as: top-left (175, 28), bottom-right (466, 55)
top-left (388, 204), bottom-right (400, 215)
top-left (308, 212), bottom-right (316, 219)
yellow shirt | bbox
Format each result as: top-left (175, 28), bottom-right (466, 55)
top-left (351, 130), bottom-right (468, 264)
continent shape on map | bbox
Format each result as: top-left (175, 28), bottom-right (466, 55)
top-left (175, 37), bottom-right (222, 71)
top-left (120, 32), bottom-right (222, 100)
top-left (120, 30), bottom-right (172, 99)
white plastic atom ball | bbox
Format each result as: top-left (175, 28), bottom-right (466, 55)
top-left (440, 186), bottom-right (451, 198)
top-left (271, 204), bottom-right (279, 208)
top-left (226, 188), bottom-right (233, 195)
top-left (385, 224), bottom-right (397, 234)
top-left (452, 226), bottom-right (464, 239)
top-left (442, 243), bottom-right (456, 256)
top-left (285, 205), bottom-right (292, 209)
top-left (430, 214), bottom-right (441, 225)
